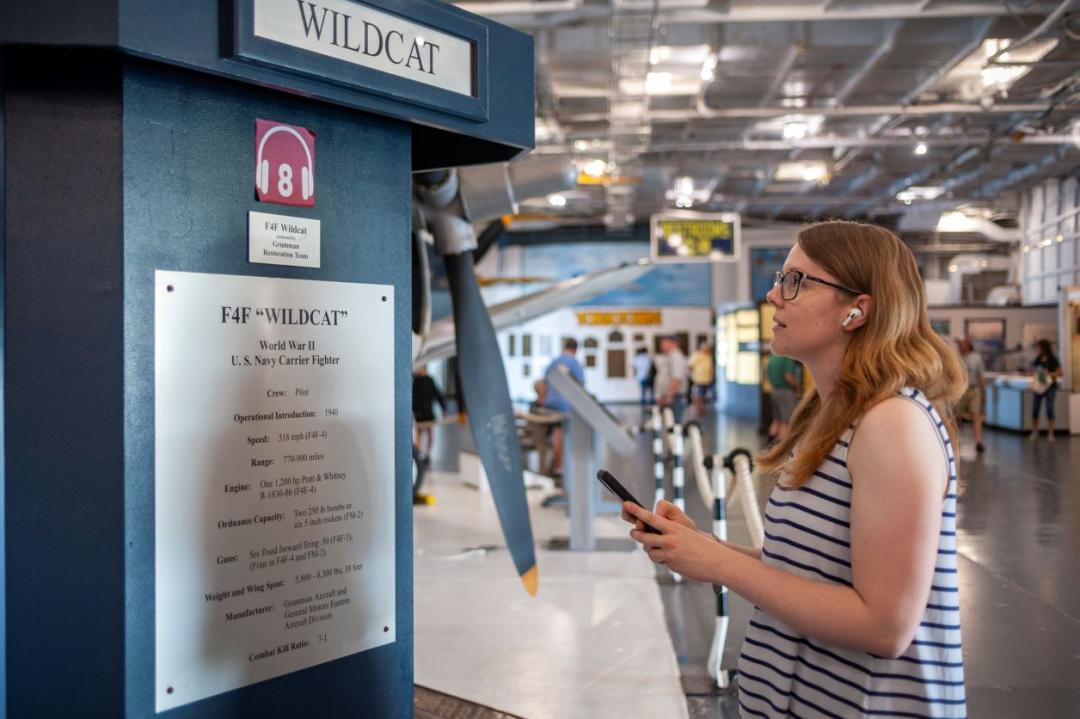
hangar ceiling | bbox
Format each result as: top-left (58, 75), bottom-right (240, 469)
top-left (455, 0), bottom-right (1080, 236)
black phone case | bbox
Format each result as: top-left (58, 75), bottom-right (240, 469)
top-left (596, 469), bottom-right (661, 533)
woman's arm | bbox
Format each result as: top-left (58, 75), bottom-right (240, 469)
top-left (713, 536), bottom-right (762, 560)
top-left (627, 397), bottom-right (947, 658)
top-left (623, 500), bottom-right (762, 560)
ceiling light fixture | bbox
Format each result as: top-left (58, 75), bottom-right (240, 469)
top-left (547, 193), bottom-right (567, 208)
top-left (644, 72), bottom-right (671, 95)
top-left (936, 211), bottom-right (975, 232)
top-left (897, 186), bottom-right (945, 204)
top-left (781, 114), bottom-right (824, 141)
top-left (581, 159), bottom-right (607, 178)
top-left (700, 53), bottom-right (718, 82)
top-left (775, 161), bottom-right (830, 183)
top-left (914, 142), bottom-right (928, 156)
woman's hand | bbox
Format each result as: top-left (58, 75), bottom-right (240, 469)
top-left (622, 502), bottom-right (724, 583)
top-left (620, 499), bottom-right (698, 535)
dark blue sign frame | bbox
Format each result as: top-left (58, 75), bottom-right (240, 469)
top-left (230, 0), bottom-right (489, 122)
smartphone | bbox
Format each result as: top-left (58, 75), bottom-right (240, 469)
top-left (596, 469), bottom-right (661, 534)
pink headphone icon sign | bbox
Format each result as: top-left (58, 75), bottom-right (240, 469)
top-left (255, 125), bottom-right (314, 200)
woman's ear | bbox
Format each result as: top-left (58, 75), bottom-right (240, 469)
top-left (842, 295), bottom-right (871, 330)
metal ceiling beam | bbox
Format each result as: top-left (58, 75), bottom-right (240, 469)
top-left (985, 0), bottom-right (1077, 62)
top-left (805, 166), bottom-right (882, 218)
top-left (830, 20), bottom-right (902, 107)
top-left (769, 19), bottom-right (906, 224)
top-left (658, 2), bottom-right (1057, 24)
top-left (759, 42), bottom-right (804, 109)
top-left (831, 15), bottom-right (995, 175)
top-left (534, 132), bottom-right (1077, 155)
top-left (971, 146), bottom-right (1076, 198)
top-left (558, 101), bottom-right (1069, 122)
top-left (457, 1), bottom-right (1060, 26)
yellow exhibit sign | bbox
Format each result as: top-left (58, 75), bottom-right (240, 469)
top-left (651, 211), bottom-right (741, 263)
top-left (576, 310), bottom-right (662, 326)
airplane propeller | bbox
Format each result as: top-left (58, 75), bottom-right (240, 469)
top-left (413, 160), bottom-right (575, 594)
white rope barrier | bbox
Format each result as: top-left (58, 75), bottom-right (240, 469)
top-left (728, 450), bottom-right (764, 549)
top-left (684, 423), bottom-right (714, 509)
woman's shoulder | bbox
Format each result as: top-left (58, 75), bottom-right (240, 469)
top-left (854, 394), bottom-right (941, 449)
top-left (849, 394), bottom-right (948, 478)
top-left (862, 393), bottom-right (932, 425)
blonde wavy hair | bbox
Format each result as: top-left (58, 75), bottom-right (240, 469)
top-left (756, 221), bottom-right (967, 487)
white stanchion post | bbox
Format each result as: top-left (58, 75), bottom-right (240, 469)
top-left (706, 457), bottom-right (731, 689)
top-left (651, 406), bottom-right (665, 511)
top-left (669, 422), bottom-right (685, 583)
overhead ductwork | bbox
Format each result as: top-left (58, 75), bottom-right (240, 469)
top-left (898, 204), bottom-right (1021, 243)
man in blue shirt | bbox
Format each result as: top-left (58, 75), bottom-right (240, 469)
top-left (543, 338), bottom-right (584, 475)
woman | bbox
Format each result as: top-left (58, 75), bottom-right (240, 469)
top-left (1030, 338), bottom-right (1062, 440)
top-left (622, 221), bottom-right (968, 717)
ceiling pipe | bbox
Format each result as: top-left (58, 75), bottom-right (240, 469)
top-left (534, 132), bottom-right (1079, 155)
top-left (832, 16), bottom-right (995, 175)
top-left (971, 146), bottom-right (1074, 198)
top-left (458, 1), bottom-right (1058, 25)
top-left (986, 0), bottom-right (1077, 62)
top-left (831, 20), bottom-right (902, 107)
top-left (759, 43), bottom-right (804, 109)
top-left (455, 0), bottom-right (582, 15)
top-left (565, 101), bottom-right (1066, 123)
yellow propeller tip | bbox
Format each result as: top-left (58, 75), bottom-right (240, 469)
top-left (521, 565), bottom-right (539, 596)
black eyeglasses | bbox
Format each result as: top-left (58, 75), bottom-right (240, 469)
top-left (773, 270), bottom-right (862, 301)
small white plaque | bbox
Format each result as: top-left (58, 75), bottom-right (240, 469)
top-left (254, 0), bottom-right (474, 97)
top-left (249, 211), bottom-right (321, 268)
top-left (155, 271), bottom-right (395, 711)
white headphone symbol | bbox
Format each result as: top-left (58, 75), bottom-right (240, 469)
top-left (842, 307), bottom-right (863, 327)
top-left (255, 125), bottom-right (314, 200)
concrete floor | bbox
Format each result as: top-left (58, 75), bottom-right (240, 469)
top-left (414, 468), bottom-right (687, 719)
top-left (415, 407), bottom-right (1080, 718)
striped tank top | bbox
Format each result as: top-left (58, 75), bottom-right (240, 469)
top-left (737, 388), bottom-right (966, 718)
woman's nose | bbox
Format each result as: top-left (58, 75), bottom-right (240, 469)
top-left (766, 283), bottom-right (783, 307)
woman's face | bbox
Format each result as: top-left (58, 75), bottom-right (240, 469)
top-left (766, 243), bottom-right (854, 363)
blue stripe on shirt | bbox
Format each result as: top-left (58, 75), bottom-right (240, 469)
top-left (742, 642), bottom-right (967, 699)
top-left (737, 675), bottom-right (793, 715)
top-left (764, 530), bottom-right (852, 568)
top-left (762, 547), bottom-right (853, 585)
top-left (812, 469), bottom-right (852, 489)
top-left (736, 697), bottom-right (772, 718)
top-left (764, 512), bottom-right (851, 548)
top-left (768, 498), bottom-right (851, 528)
top-left (798, 486), bottom-right (852, 508)
top-left (751, 617), bottom-right (972, 673)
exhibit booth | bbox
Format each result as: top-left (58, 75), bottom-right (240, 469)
top-left (0, 1), bottom-right (532, 715)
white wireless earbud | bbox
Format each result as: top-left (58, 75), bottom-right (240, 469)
top-left (842, 308), bottom-right (863, 327)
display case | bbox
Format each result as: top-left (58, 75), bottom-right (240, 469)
top-left (715, 303), bottom-right (761, 418)
top-left (1062, 286), bottom-right (1080, 434)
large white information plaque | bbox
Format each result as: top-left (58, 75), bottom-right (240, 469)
top-left (154, 270), bottom-right (395, 711)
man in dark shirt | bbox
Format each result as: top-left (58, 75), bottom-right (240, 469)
top-left (413, 366), bottom-right (446, 455)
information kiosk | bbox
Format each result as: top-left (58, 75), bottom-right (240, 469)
top-left (545, 368), bottom-right (638, 551)
top-left (0, 2), bottom-right (532, 716)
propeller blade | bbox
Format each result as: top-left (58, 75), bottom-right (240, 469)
top-left (444, 250), bottom-right (538, 595)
